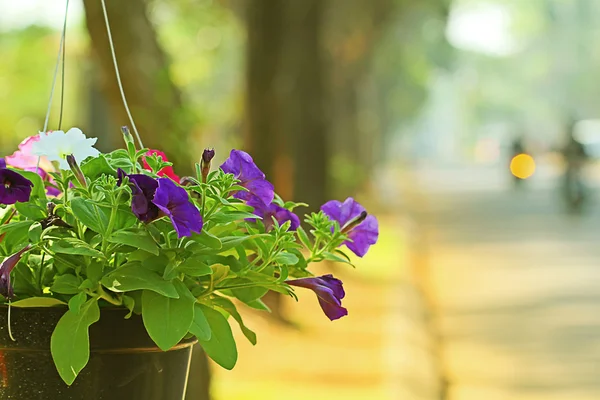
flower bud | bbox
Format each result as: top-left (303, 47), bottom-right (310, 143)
top-left (340, 210), bottom-right (367, 234)
top-left (121, 126), bottom-right (134, 146)
top-left (66, 154), bottom-right (87, 188)
top-left (200, 148), bottom-right (215, 183)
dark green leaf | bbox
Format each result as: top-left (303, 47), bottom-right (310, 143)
top-left (197, 305), bottom-right (237, 369)
top-left (51, 298), bottom-right (100, 385)
top-left (15, 202), bottom-right (45, 220)
top-left (213, 297), bottom-right (257, 345)
top-left (142, 280), bottom-right (195, 351)
top-left (70, 198), bottom-right (108, 234)
top-left (51, 274), bottom-right (83, 295)
top-left (189, 303), bottom-right (211, 341)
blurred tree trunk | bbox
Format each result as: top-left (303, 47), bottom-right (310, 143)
top-left (244, 0), bottom-right (328, 211)
top-left (83, 0), bottom-right (195, 172)
top-left (243, 0), bottom-right (328, 324)
top-left (83, 2), bottom-right (210, 399)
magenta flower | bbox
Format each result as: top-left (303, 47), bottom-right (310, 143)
top-left (286, 274), bottom-right (347, 320)
top-left (321, 197), bottom-right (378, 257)
top-left (118, 169), bottom-right (160, 223)
top-left (5, 134), bottom-right (55, 173)
top-left (0, 245), bottom-right (31, 299)
top-left (247, 195), bottom-right (300, 232)
top-left (220, 149), bottom-right (274, 205)
top-left (0, 169), bottom-right (34, 205)
top-left (153, 178), bottom-right (203, 238)
top-left (142, 149), bottom-right (180, 182)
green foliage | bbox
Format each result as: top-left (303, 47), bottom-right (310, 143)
top-left (0, 138), bottom-right (358, 386)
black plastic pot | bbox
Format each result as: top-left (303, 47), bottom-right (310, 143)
top-left (0, 306), bottom-right (196, 400)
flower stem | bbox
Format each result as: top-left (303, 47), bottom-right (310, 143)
top-left (95, 285), bottom-right (122, 306)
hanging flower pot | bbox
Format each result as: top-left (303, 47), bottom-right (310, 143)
top-left (0, 128), bottom-right (379, 400)
top-left (0, 306), bottom-right (195, 399)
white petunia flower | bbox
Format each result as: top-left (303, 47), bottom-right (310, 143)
top-left (31, 128), bottom-right (100, 170)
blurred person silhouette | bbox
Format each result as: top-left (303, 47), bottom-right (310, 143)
top-left (510, 135), bottom-right (527, 188)
top-left (560, 118), bottom-right (589, 213)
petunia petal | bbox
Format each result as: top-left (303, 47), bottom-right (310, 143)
top-left (345, 215), bottom-right (379, 257)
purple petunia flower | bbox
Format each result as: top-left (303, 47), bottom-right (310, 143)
top-left (220, 149), bottom-right (274, 205)
top-left (247, 195), bottom-right (300, 232)
top-left (321, 197), bottom-right (378, 257)
top-left (0, 245), bottom-right (31, 299)
top-left (153, 178), bottom-right (203, 238)
top-left (286, 274), bottom-right (348, 320)
top-left (0, 159), bottom-right (6, 169)
top-left (0, 169), bottom-right (34, 205)
top-left (118, 169), bottom-right (160, 223)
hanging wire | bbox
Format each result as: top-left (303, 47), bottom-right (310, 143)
top-left (11, 0), bottom-right (71, 343)
top-left (100, 0), bottom-right (145, 149)
top-left (57, 2), bottom-right (69, 131)
top-left (42, 0), bottom-right (70, 135)
top-left (36, 0), bottom-right (70, 176)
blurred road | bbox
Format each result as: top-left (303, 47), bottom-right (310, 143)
top-left (413, 162), bottom-right (600, 400)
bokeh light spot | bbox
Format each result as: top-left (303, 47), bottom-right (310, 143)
top-left (510, 153), bottom-right (535, 179)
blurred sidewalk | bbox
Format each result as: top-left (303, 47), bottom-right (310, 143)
top-left (407, 162), bottom-right (600, 400)
top-left (211, 211), bottom-right (444, 400)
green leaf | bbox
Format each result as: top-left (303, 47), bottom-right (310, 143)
top-left (274, 252), bottom-right (299, 265)
top-left (28, 222), bottom-right (43, 243)
top-left (0, 220), bottom-right (34, 236)
top-left (101, 263), bottom-right (179, 298)
top-left (10, 297), bottom-right (67, 308)
top-left (106, 149), bottom-right (134, 172)
top-left (297, 226), bottom-right (312, 249)
top-left (51, 274), bottom-right (83, 295)
top-left (243, 298), bottom-right (271, 312)
top-left (210, 211), bottom-right (259, 224)
top-left (213, 297), bottom-right (257, 345)
top-left (108, 229), bottom-right (159, 256)
top-left (70, 198), bottom-right (108, 234)
top-left (85, 260), bottom-right (104, 284)
top-left (323, 251), bottom-right (354, 266)
top-left (80, 155), bottom-right (116, 181)
top-left (15, 202), bottom-right (45, 220)
top-left (68, 292), bottom-right (88, 314)
top-left (51, 298), bottom-right (100, 385)
top-left (231, 286), bottom-right (269, 303)
top-left (197, 305), bottom-right (237, 369)
top-left (189, 303), bottom-right (211, 341)
top-left (15, 169), bottom-right (47, 203)
top-left (192, 231), bottom-right (222, 249)
top-left (142, 281), bottom-right (195, 351)
top-left (176, 256), bottom-right (212, 277)
top-left (122, 295), bottom-right (135, 319)
top-left (49, 238), bottom-right (104, 258)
